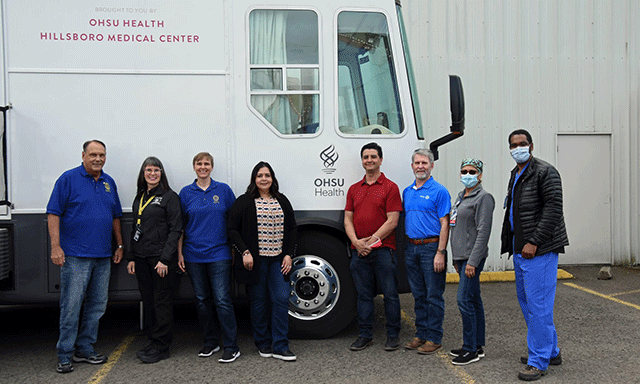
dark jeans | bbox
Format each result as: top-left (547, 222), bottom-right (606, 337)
top-left (185, 259), bottom-right (238, 352)
top-left (404, 242), bottom-right (446, 344)
top-left (350, 247), bottom-right (401, 339)
top-left (249, 257), bottom-right (290, 353)
top-left (135, 256), bottom-right (176, 351)
top-left (454, 258), bottom-right (486, 352)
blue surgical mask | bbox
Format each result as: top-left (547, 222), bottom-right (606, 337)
top-left (510, 146), bottom-right (531, 164)
top-left (460, 174), bottom-right (479, 188)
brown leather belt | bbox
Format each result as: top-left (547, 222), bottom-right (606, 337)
top-left (407, 236), bottom-right (439, 245)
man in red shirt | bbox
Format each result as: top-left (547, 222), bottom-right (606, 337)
top-left (344, 142), bottom-right (403, 352)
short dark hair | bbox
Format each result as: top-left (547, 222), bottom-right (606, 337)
top-left (246, 161), bottom-right (280, 199)
top-left (136, 156), bottom-right (171, 196)
top-left (360, 142), bottom-right (383, 158)
top-left (83, 140), bottom-right (106, 152)
top-left (508, 129), bottom-right (533, 145)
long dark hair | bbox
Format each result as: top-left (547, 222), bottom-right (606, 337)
top-left (136, 156), bottom-right (171, 197)
top-left (246, 161), bottom-right (280, 199)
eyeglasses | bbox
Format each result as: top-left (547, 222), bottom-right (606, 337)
top-left (460, 170), bottom-right (478, 175)
top-left (145, 168), bottom-right (162, 174)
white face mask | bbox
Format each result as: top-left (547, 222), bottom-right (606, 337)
top-left (460, 174), bottom-right (479, 188)
top-left (510, 146), bottom-right (531, 164)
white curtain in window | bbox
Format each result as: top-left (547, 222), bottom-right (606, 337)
top-left (250, 10), bottom-right (295, 134)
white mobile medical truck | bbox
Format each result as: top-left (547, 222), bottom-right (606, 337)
top-left (0, 0), bottom-right (463, 337)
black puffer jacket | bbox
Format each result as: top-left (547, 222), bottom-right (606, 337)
top-left (501, 157), bottom-right (569, 256)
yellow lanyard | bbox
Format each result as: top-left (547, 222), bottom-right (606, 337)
top-left (136, 195), bottom-right (155, 225)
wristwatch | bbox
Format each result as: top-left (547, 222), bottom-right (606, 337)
top-left (437, 248), bottom-right (447, 256)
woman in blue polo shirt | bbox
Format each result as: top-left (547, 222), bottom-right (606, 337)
top-left (177, 152), bottom-right (240, 363)
top-left (126, 156), bottom-right (182, 364)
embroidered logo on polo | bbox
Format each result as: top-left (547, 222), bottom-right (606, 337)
top-left (151, 197), bottom-right (163, 205)
top-left (103, 182), bottom-right (111, 193)
top-left (213, 195), bottom-right (219, 204)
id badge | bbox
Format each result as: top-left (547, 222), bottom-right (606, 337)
top-left (133, 225), bottom-right (142, 242)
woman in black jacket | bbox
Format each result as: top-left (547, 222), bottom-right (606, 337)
top-left (228, 161), bottom-right (297, 361)
top-left (127, 156), bottom-right (182, 364)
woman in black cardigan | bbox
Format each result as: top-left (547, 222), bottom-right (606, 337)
top-left (228, 161), bottom-right (297, 361)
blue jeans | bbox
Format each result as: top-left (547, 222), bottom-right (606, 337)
top-left (57, 256), bottom-right (111, 360)
top-left (185, 259), bottom-right (238, 352)
top-left (514, 252), bottom-right (561, 370)
top-left (454, 258), bottom-right (486, 352)
top-left (350, 247), bottom-right (401, 339)
top-left (249, 257), bottom-right (290, 353)
top-left (405, 242), bottom-right (446, 344)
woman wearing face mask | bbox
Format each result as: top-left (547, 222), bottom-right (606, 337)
top-left (227, 161), bottom-right (297, 361)
top-left (448, 158), bottom-right (495, 366)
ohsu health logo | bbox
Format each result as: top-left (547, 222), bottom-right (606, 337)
top-left (320, 145), bottom-right (339, 174)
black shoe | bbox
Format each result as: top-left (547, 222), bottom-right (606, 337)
top-left (138, 348), bottom-right (170, 364)
top-left (520, 351), bottom-right (562, 366)
top-left (451, 347), bottom-right (485, 358)
top-left (56, 359), bottom-right (74, 374)
top-left (350, 337), bottom-right (373, 351)
top-left (384, 337), bottom-right (400, 351)
top-left (518, 365), bottom-right (547, 381)
top-left (218, 349), bottom-right (240, 363)
top-left (198, 345), bottom-right (221, 357)
top-left (258, 346), bottom-right (272, 358)
top-left (272, 350), bottom-right (296, 361)
top-left (72, 352), bottom-right (108, 364)
top-left (452, 350), bottom-right (480, 366)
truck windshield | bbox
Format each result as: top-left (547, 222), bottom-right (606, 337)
top-left (337, 11), bottom-right (403, 135)
top-left (396, 3), bottom-right (424, 139)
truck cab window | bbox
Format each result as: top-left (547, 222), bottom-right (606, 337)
top-left (249, 9), bottom-right (320, 135)
top-left (337, 11), bottom-right (403, 135)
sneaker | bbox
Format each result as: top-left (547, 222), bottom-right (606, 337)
top-left (72, 351), bottom-right (108, 364)
top-left (198, 345), bottom-right (221, 357)
top-left (272, 350), bottom-right (296, 361)
top-left (405, 337), bottom-right (426, 350)
top-left (218, 349), bottom-right (240, 363)
top-left (56, 359), bottom-right (74, 374)
top-left (138, 348), bottom-right (170, 364)
top-left (452, 350), bottom-right (480, 366)
top-left (349, 337), bottom-right (373, 351)
top-left (385, 337), bottom-right (400, 351)
top-left (451, 347), bottom-right (485, 358)
top-left (518, 365), bottom-right (547, 381)
top-left (417, 340), bottom-right (442, 355)
top-left (520, 351), bottom-right (562, 366)
top-left (258, 346), bottom-right (272, 358)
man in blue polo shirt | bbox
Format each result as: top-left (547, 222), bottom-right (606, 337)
top-left (403, 148), bottom-right (451, 355)
top-left (47, 140), bottom-right (123, 374)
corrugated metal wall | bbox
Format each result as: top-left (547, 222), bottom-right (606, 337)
top-left (402, 0), bottom-right (639, 268)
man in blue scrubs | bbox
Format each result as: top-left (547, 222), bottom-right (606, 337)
top-left (47, 140), bottom-right (123, 374)
top-left (501, 129), bottom-right (569, 381)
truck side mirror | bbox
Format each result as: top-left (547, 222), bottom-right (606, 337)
top-left (429, 75), bottom-right (465, 161)
top-left (449, 75), bottom-right (465, 134)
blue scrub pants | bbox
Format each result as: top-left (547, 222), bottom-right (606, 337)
top-left (513, 252), bottom-right (561, 370)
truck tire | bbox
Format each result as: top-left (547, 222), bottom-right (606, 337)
top-left (288, 230), bottom-right (355, 338)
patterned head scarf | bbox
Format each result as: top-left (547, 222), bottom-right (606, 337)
top-left (461, 158), bottom-right (483, 173)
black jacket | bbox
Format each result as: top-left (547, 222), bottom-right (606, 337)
top-left (128, 185), bottom-right (182, 265)
top-left (501, 157), bottom-right (569, 256)
top-left (227, 192), bottom-right (297, 285)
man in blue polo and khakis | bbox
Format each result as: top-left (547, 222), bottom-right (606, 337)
top-left (47, 140), bottom-right (124, 374)
top-left (402, 148), bottom-right (451, 355)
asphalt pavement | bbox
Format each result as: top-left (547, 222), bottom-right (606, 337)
top-left (1, 265), bottom-right (639, 383)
